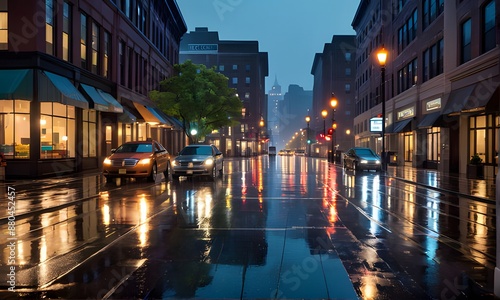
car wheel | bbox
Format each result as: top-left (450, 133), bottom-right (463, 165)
top-left (210, 166), bottom-right (217, 181)
top-left (163, 162), bottom-right (171, 181)
top-left (148, 163), bottom-right (157, 182)
top-left (219, 162), bottom-right (223, 176)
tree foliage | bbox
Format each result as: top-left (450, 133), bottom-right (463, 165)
top-left (150, 60), bottom-right (242, 143)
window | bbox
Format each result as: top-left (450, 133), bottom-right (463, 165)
top-left (40, 103), bottom-right (76, 159)
top-left (0, 100), bottom-right (30, 159)
top-left (46, 0), bottom-right (55, 55)
top-left (423, 39), bottom-right (443, 82)
top-left (245, 77), bottom-right (250, 84)
top-left (345, 84), bottom-right (351, 93)
top-left (397, 58), bottom-right (417, 93)
top-left (426, 127), bottom-right (440, 162)
top-left (82, 110), bottom-right (97, 157)
top-left (232, 77), bottom-right (238, 85)
top-left (345, 68), bottom-right (351, 76)
top-left (0, 0), bottom-right (7, 50)
top-left (103, 30), bottom-right (111, 78)
top-left (461, 19), bottom-right (472, 64)
top-left (119, 40), bottom-right (125, 85)
top-left (345, 52), bottom-right (351, 61)
top-left (398, 9), bottom-right (417, 52)
top-left (91, 22), bottom-right (99, 74)
top-left (423, 0), bottom-right (444, 29)
top-left (245, 64), bottom-right (250, 71)
top-left (80, 13), bottom-right (87, 69)
top-left (483, 0), bottom-right (496, 53)
top-left (219, 65), bottom-right (225, 71)
top-left (232, 64), bottom-right (238, 71)
top-left (62, 1), bottom-right (71, 61)
top-left (245, 92), bottom-right (250, 99)
top-left (469, 114), bottom-right (499, 165)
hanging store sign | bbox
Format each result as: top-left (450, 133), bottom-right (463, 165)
top-left (370, 117), bottom-right (383, 132)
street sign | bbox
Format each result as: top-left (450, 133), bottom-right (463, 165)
top-left (370, 117), bottom-right (383, 133)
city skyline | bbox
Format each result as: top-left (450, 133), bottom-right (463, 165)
top-left (176, 0), bottom-right (359, 91)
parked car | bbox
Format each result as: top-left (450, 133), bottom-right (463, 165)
top-left (171, 144), bottom-right (223, 180)
top-left (102, 140), bottom-right (171, 182)
top-left (343, 147), bottom-right (381, 172)
top-left (294, 149), bottom-right (305, 156)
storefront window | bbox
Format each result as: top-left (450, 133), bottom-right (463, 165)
top-left (404, 132), bottom-right (413, 162)
top-left (0, 100), bottom-right (30, 159)
top-left (41, 103), bottom-right (75, 159)
top-left (137, 123), bottom-right (147, 141)
top-left (426, 127), bottom-right (440, 161)
top-left (82, 109), bottom-right (97, 157)
top-left (468, 115), bottom-right (499, 164)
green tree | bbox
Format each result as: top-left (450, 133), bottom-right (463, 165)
top-left (150, 60), bottom-right (242, 143)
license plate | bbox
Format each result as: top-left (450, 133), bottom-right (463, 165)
top-left (186, 170), bottom-right (193, 175)
top-left (118, 169), bottom-right (127, 174)
top-left (188, 162), bottom-right (193, 168)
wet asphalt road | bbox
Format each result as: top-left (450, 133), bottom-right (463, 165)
top-left (0, 156), bottom-right (496, 299)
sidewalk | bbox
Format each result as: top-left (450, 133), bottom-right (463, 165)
top-left (385, 165), bottom-right (495, 202)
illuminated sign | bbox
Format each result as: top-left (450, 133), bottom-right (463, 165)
top-left (426, 98), bottom-right (441, 111)
top-left (397, 107), bottom-right (415, 120)
top-left (188, 44), bottom-right (218, 52)
top-left (370, 117), bottom-right (383, 132)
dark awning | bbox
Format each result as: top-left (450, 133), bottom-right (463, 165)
top-left (133, 102), bottom-right (168, 124)
top-left (386, 118), bottom-right (412, 133)
top-left (417, 111), bottom-right (443, 128)
top-left (118, 107), bottom-right (138, 123)
top-left (40, 71), bottom-right (88, 109)
top-left (0, 69), bottom-right (33, 100)
top-left (443, 82), bottom-right (500, 115)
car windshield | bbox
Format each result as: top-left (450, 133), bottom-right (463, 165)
top-left (115, 143), bottom-right (152, 153)
top-left (180, 146), bottom-right (212, 156)
top-left (355, 149), bottom-right (375, 156)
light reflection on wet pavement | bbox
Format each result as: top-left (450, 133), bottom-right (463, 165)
top-left (0, 156), bottom-right (496, 299)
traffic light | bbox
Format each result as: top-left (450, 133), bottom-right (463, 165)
top-left (307, 139), bottom-right (311, 144)
top-left (327, 128), bottom-right (334, 135)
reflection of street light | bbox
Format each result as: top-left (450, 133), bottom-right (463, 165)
top-left (62, 135), bottom-right (68, 157)
top-left (259, 118), bottom-right (264, 154)
top-left (305, 116), bottom-right (310, 156)
top-left (321, 110), bottom-right (327, 138)
top-left (330, 94), bottom-right (338, 163)
top-left (377, 45), bottom-right (388, 171)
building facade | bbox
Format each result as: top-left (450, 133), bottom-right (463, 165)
top-left (179, 27), bottom-right (269, 157)
top-left (352, 0), bottom-right (499, 178)
top-left (311, 35), bottom-right (357, 156)
top-left (280, 84), bottom-right (312, 151)
top-left (267, 76), bottom-right (283, 149)
top-left (0, 0), bottom-right (187, 177)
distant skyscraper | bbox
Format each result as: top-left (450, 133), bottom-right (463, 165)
top-left (268, 76), bottom-right (283, 147)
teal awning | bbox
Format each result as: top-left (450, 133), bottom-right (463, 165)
top-left (386, 118), bottom-right (412, 133)
top-left (40, 71), bottom-right (88, 109)
top-left (97, 90), bottom-right (124, 113)
top-left (0, 69), bottom-right (33, 100)
top-left (80, 84), bottom-right (109, 111)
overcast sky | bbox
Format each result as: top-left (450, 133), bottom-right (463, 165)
top-left (176, 0), bottom-right (360, 92)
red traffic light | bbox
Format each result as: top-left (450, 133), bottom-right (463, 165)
top-left (327, 128), bottom-right (334, 135)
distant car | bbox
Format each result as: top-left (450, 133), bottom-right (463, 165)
top-left (280, 149), bottom-right (293, 156)
top-left (171, 144), bottom-right (223, 180)
top-left (278, 149), bottom-right (286, 156)
top-left (294, 149), bottom-right (305, 156)
top-left (102, 140), bottom-right (171, 182)
top-left (343, 147), bottom-right (381, 172)
top-left (268, 146), bottom-right (277, 156)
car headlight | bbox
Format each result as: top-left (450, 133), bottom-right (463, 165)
top-left (375, 160), bottom-right (381, 164)
top-left (171, 160), bottom-right (179, 167)
top-left (360, 160), bottom-right (368, 164)
top-left (204, 158), bottom-right (214, 166)
top-left (139, 158), bottom-right (151, 165)
top-left (103, 158), bottom-right (112, 165)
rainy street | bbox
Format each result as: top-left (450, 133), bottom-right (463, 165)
top-left (0, 156), bottom-right (496, 299)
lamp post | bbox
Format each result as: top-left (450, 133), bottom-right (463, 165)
top-left (377, 46), bottom-right (388, 171)
top-left (321, 110), bottom-right (328, 159)
top-left (330, 94), bottom-right (338, 163)
top-left (305, 116), bottom-right (311, 156)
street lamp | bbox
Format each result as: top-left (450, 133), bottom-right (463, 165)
top-left (377, 45), bottom-right (388, 171)
top-left (259, 118), bottom-right (265, 154)
top-left (330, 94), bottom-right (338, 163)
top-left (305, 116), bottom-right (311, 156)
